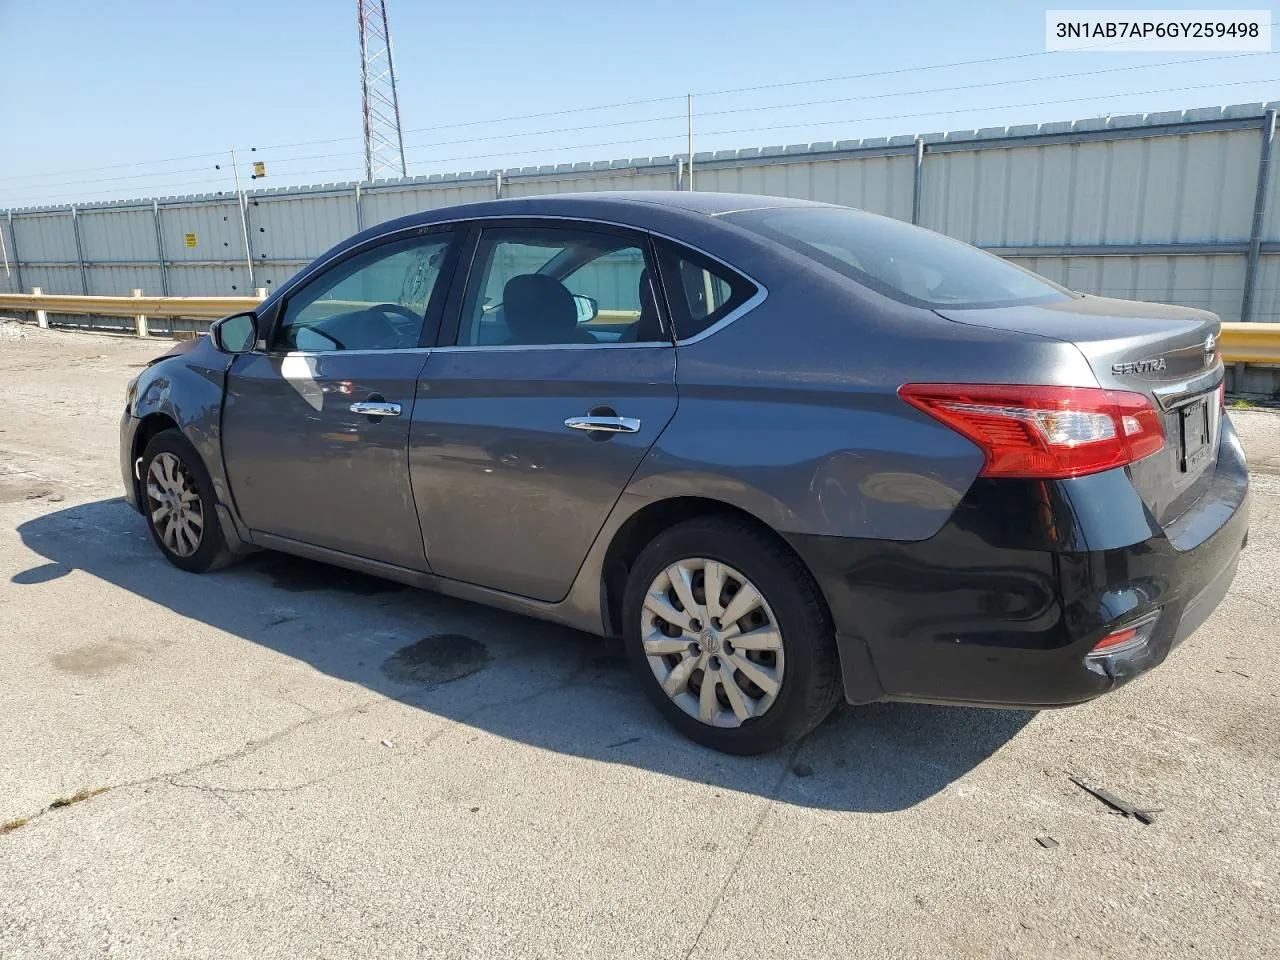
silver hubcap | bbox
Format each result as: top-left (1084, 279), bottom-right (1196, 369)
top-left (642, 558), bottom-right (784, 728)
top-left (146, 451), bottom-right (204, 558)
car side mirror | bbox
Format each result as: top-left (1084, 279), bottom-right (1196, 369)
top-left (210, 312), bottom-right (258, 354)
top-left (572, 294), bottom-right (599, 324)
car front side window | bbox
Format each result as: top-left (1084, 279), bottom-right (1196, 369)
top-left (274, 233), bottom-right (454, 352)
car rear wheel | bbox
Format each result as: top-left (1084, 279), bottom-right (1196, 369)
top-left (622, 515), bottom-right (842, 754)
top-left (140, 429), bottom-right (235, 573)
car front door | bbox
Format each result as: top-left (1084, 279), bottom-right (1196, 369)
top-left (410, 221), bottom-right (677, 601)
top-left (221, 228), bottom-right (458, 569)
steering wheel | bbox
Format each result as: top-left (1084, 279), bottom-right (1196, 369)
top-left (371, 302), bottom-right (422, 324)
top-left (367, 303), bottom-right (424, 347)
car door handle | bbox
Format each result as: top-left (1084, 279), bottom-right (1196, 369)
top-left (350, 401), bottom-right (402, 417)
top-left (564, 415), bottom-right (641, 434)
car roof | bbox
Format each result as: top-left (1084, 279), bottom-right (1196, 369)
top-left (540, 191), bottom-right (828, 215)
top-left (376, 191), bottom-right (828, 231)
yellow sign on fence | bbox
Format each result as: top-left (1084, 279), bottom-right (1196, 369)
top-left (184, 233), bottom-right (198, 248)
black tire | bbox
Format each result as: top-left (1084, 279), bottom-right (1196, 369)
top-left (621, 515), bottom-right (842, 755)
top-left (139, 428), bottom-right (236, 573)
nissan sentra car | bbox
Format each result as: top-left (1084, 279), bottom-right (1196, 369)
top-left (120, 191), bottom-right (1249, 754)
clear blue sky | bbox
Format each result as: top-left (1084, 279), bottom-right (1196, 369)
top-left (1, 0), bottom-right (1277, 208)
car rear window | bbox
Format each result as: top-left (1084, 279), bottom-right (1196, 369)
top-left (724, 206), bottom-right (1068, 309)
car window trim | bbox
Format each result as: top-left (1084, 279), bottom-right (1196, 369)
top-left (441, 218), bottom-right (673, 351)
top-left (263, 224), bottom-right (461, 355)
top-left (268, 214), bottom-right (769, 350)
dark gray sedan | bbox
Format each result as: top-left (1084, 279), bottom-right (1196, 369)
top-left (121, 191), bottom-right (1248, 753)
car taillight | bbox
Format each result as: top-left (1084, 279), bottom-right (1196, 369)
top-left (898, 383), bottom-right (1165, 479)
top-left (1088, 610), bottom-right (1161, 657)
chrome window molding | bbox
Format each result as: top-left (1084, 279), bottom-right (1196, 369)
top-left (672, 285), bottom-right (769, 347)
top-left (262, 346), bottom-right (432, 358)
top-left (272, 211), bottom-right (770, 352)
top-left (432, 340), bottom-right (673, 354)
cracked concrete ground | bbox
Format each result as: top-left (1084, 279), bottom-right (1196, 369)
top-left (0, 320), bottom-right (1277, 959)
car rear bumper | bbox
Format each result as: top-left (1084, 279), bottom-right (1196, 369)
top-left (787, 416), bottom-right (1250, 708)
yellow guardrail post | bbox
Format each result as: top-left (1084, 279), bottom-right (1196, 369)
top-left (132, 289), bottom-right (148, 338)
top-left (31, 287), bottom-right (47, 329)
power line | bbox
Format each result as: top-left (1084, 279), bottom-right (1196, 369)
top-left (4, 32), bottom-right (1276, 187)
top-left (3, 50), bottom-right (1271, 193)
top-left (4, 74), bottom-right (1278, 205)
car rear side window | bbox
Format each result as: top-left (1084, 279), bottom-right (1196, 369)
top-left (654, 242), bottom-right (757, 340)
top-left (724, 206), bottom-right (1067, 309)
top-left (456, 225), bottom-right (665, 347)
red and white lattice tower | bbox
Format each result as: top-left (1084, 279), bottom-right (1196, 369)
top-left (357, 0), bottom-right (408, 181)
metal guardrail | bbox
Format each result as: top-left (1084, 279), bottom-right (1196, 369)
top-left (2, 292), bottom-right (1279, 364)
top-left (1218, 322), bottom-right (1280, 364)
top-left (0, 291), bottom-right (260, 320)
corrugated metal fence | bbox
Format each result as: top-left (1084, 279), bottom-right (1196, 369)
top-left (4, 100), bottom-right (1280, 329)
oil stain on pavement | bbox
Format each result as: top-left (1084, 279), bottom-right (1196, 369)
top-left (381, 634), bottom-right (490, 685)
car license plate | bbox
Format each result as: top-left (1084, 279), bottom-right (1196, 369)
top-left (1180, 398), bottom-right (1210, 473)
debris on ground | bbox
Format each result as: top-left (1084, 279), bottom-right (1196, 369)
top-left (380, 739), bottom-right (393, 748)
top-left (47, 786), bottom-right (108, 810)
top-left (1070, 776), bottom-right (1160, 825)
top-left (1035, 836), bottom-right (1059, 849)
top-left (0, 319), bottom-right (30, 341)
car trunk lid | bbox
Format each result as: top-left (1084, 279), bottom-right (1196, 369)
top-left (936, 294), bottom-right (1224, 527)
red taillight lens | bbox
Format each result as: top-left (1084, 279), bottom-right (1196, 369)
top-left (899, 383), bottom-right (1166, 479)
top-left (1088, 610), bottom-right (1161, 657)
top-left (1092, 626), bottom-right (1139, 652)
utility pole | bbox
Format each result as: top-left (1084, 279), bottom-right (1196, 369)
top-left (220, 150), bottom-right (255, 288)
top-left (686, 93), bottom-right (694, 191)
top-left (358, 0), bottom-right (408, 181)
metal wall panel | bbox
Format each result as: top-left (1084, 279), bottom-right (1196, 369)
top-left (11, 212), bottom-right (77, 263)
top-left (158, 198), bottom-right (247, 263)
top-left (165, 264), bottom-right (257, 297)
top-left (923, 129), bottom-right (1259, 246)
top-left (85, 264), bottom-right (166, 297)
top-left (360, 179), bottom-right (497, 228)
top-left (248, 192), bottom-right (356, 260)
top-left (16, 264), bottom-right (81, 295)
top-left (1260, 126), bottom-right (1280, 242)
top-left (4, 102), bottom-right (1279, 326)
top-left (1249, 253), bottom-right (1280, 322)
top-left (77, 206), bottom-right (158, 263)
top-left (697, 154), bottom-right (913, 219)
top-left (504, 168), bottom-right (674, 197)
top-left (0, 216), bottom-right (18, 293)
top-left (1010, 254), bottom-right (1248, 321)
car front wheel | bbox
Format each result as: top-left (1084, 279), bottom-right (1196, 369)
top-left (140, 429), bottom-right (234, 573)
top-left (622, 515), bottom-right (842, 754)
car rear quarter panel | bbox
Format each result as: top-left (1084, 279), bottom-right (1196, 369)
top-left (644, 254), bottom-right (1103, 543)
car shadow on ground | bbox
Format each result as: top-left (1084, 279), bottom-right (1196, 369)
top-left (15, 498), bottom-right (1035, 813)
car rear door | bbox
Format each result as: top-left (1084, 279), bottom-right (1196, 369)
top-left (409, 220), bottom-right (677, 602)
top-left (221, 227), bottom-right (459, 570)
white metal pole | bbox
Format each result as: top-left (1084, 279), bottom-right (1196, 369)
top-left (686, 93), bottom-right (694, 191)
top-left (230, 150), bottom-right (255, 287)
